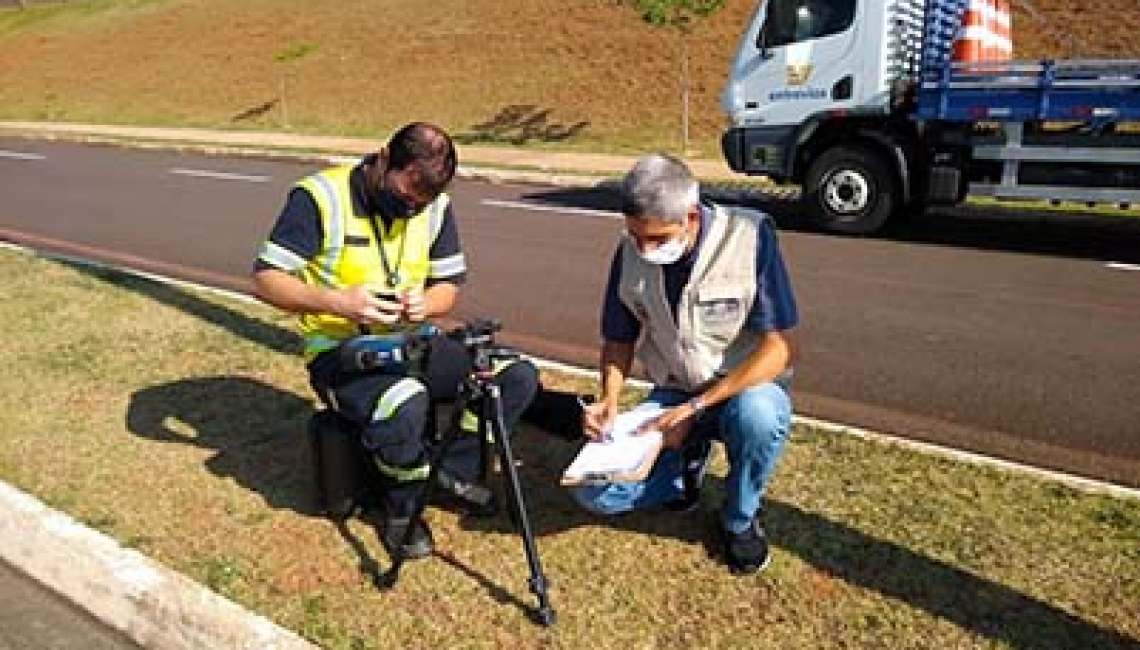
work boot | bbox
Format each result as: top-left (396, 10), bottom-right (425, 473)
top-left (378, 479), bottom-right (433, 559)
top-left (435, 468), bottom-right (499, 518)
top-left (720, 516), bottom-right (771, 575)
top-left (381, 515), bottom-right (434, 560)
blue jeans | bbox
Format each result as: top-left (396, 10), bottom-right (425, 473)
top-left (569, 382), bottom-right (793, 533)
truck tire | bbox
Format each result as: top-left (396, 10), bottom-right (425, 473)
top-left (803, 145), bottom-right (899, 235)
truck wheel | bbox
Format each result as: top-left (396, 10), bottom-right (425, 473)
top-left (803, 145), bottom-right (898, 235)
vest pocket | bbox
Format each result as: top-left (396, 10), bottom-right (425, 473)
top-left (694, 285), bottom-right (749, 342)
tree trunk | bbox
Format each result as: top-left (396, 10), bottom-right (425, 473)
top-left (680, 28), bottom-right (690, 156)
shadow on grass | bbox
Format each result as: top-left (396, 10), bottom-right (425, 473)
top-left (126, 375), bottom-right (319, 516)
top-left (71, 265), bottom-right (1136, 645)
top-left (443, 428), bottom-right (1137, 648)
top-left (764, 499), bottom-right (1139, 649)
top-left (64, 263), bottom-right (317, 515)
top-left (454, 105), bottom-right (590, 146)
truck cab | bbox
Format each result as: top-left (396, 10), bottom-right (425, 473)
top-left (722, 0), bottom-right (924, 233)
top-left (721, 0), bottom-right (1140, 235)
top-left (722, 0), bottom-right (899, 146)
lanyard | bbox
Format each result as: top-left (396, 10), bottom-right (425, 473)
top-left (365, 213), bottom-right (408, 289)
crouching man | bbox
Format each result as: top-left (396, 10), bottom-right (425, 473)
top-left (575, 154), bottom-right (798, 574)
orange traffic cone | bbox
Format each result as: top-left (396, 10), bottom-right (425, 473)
top-left (952, 0), bottom-right (991, 72)
top-left (987, 0), bottom-right (1013, 61)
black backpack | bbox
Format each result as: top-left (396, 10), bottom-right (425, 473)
top-left (307, 410), bottom-right (380, 518)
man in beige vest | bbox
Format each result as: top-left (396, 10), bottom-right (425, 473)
top-left (575, 153), bottom-right (798, 574)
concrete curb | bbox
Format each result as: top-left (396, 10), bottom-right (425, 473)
top-left (0, 481), bottom-right (316, 650)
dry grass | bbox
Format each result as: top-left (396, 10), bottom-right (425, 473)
top-left (0, 249), bottom-right (1138, 649)
top-left (2, 4), bottom-right (1139, 647)
top-left (2, 0), bottom-right (1139, 159)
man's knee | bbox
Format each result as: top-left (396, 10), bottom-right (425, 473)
top-left (495, 359), bottom-right (540, 424)
top-left (497, 358), bottom-right (539, 396)
top-left (722, 384), bottom-right (793, 446)
top-left (362, 385), bottom-right (431, 464)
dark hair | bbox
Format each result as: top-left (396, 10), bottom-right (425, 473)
top-left (386, 122), bottom-right (458, 196)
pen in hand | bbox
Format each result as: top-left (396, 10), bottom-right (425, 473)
top-left (579, 395), bottom-right (613, 443)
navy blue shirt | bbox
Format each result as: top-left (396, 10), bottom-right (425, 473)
top-left (254, 156), bottom-right (465, 286)
top-left (601, 205), bottom-right (798, 343)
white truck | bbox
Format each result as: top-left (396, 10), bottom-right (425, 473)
top-left (719, 0), bottom-right (1140, 234)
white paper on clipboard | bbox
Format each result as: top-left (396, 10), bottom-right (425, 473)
top-left (561, 407), bottom-right (665, 484)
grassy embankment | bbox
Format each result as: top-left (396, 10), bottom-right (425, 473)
top-left (1, 250), bottom-right (1137, 648)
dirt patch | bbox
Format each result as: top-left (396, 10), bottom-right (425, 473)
top-left (1, 0), bottom-right (1136, 157)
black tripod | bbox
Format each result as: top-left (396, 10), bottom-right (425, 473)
top-left (377, 320), bottom-right (556, 627)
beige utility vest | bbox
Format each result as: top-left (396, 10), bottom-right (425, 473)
top-left (618, 205), bottom-right (765, 391)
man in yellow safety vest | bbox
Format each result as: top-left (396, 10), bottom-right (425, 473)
top-left (252, 123), bottom-right (538, 559)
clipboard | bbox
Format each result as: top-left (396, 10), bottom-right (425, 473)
top-left (560, 408), bottom-right (666, 485)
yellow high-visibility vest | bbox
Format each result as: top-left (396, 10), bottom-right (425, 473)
top-left (294, 165), bottom-right (450, 358)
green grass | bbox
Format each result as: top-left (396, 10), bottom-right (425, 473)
top-left (966, 195), bottom-right (1140, 218)
top-left (0, 0), bottom-right (164, 35)
top-left (0, 248), bottom-right (1138, 648)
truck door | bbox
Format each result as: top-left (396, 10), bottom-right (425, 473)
top-left (725, 0), bottom-right (860, 129)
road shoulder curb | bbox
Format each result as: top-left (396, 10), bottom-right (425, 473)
top-left (0, 480), bottom-right (316, 650)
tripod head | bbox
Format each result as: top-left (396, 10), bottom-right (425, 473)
top-left (447, 318), bottom-right (520, 375)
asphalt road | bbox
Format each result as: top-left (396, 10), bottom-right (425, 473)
top-left (1, 138), bottom-right (1138, 488)
top-left (0, 561), bottom-right (139, 650)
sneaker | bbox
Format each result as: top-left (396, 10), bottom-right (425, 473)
top-left (381, 515), bottom-right (434, 560)
top-left (435, 469), bottom-right (499, 518)
top-left (721, 517), bottom-right (770, 574)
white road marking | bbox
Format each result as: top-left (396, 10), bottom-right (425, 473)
top-left (481, 198), bottom-right (620, 219)
top-left (1106, 262), bottom-right (1140, 272)
top-left (0, 149), bottom-right (46, 160)
top-left (169, 167), bottom-right (270, 183)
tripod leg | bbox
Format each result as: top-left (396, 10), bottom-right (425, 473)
top-left (485, 385), bottom-right (557, 626)
top-left (377, 395), bottom-right (466, 589)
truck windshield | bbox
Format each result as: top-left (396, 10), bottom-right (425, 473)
top-left (759, 0), bottom-right (856, 48)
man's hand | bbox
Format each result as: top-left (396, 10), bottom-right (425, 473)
top-left (401, 286), bottom-right (427, 322)
top-left (582, 400), bottom-right (617, 442)
top-left (330, 285), bottom-right (402, 325)
top-left (638, 402), bottom-right (699, 450)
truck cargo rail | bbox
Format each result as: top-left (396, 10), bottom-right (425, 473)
top-left (915, 59), bottom-right (1140, 122)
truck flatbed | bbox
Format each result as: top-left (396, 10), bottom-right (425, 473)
top-left (915, 59), bottom-right (1140, 122)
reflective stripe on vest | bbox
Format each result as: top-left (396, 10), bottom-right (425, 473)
top-left (373, 457), bottom-right (431, 482)
top-left (293, 165), bottom-right (451, 358)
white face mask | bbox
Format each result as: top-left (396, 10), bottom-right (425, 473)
top-left (638, 230), bottom-right (687, 265)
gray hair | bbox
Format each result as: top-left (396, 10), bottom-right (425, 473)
top-left (621, 153), bottom-right (700, 223)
